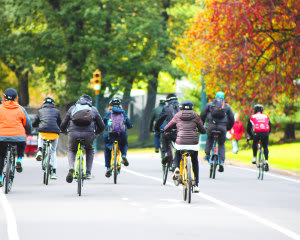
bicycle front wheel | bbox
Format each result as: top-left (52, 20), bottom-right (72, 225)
top-left (211, 155), bottom-right (218, 179)
top-left (113, 144), bottom-right (118, 184)
top-left (77, 155), bottom-right (83, 196)
top-left (162, 161), bottom-right (169, 185)
top-left (45, 152), bottom-right (51, 185)
top-left (186, 156), bottom-right (192, 204)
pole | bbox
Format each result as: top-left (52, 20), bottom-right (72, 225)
top-left (199, 72), bottom-right (207, 150)
top-left (94, 94), bottom-right (99, 152)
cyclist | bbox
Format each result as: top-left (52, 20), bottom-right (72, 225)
top-left (164, 100), bottom-right (206, 193)
top-left (200, 91), bottom-right (234, 172)
top-left (247, 104), bottom-right (271, 171)
top-left (60, 95), bottom-right (105, 182)
top-left (0, 88), bottom-right (32, 186)
top-left (32, 97), bottom-right (62, 179)
top-left (103, 97), bottom-right (132, 178)
top-left (154, 93), bottom-right (179, 164)
top-left (149, 99), bottom-right (166, 153)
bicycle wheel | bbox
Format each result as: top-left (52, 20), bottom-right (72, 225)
top-left (186, 156), bottom-right (192, 204)
top-left (211, 155), bottom-right (218, 179)
top-left (257, 151), bottom-right (262, 180)
top-left (162, 161), bottom-right (169, 185)
top-left (113, 144), bottom-right (118, 184)
top-left (77, 154), bottom-right (83, 196)
top-left (44, 146), bottom-right (51, 185)
top-left (260, 150), bottom-right (265, 180)
top-left (4, 152), bottom-right (11, 194)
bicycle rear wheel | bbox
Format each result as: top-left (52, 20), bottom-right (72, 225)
top-left (211, 155), bottom-right (218, 179)
top-left (186, 156), bottom-right (192, 204)
top-left (4, 153), bottom-right (11, 194)
top-left (162, 161), bottom-right (169, 185)
top-left (77, 155), bottom-right (83, 196)
top-left (113, 144), bottom-right (118, 184)
top-left (260, 151), bottom-right (265, 180)
top-left (257, 151), bottom-right (262, 180)
top-left (44, 147), bottom-right (51, 185)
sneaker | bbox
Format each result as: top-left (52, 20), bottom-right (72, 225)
top-left (161, 155), bottom-right (169, 165)
top-left (86, 171), bottom-right (92, 179)
top-left (264, 160), bottom-right (269, 172)
top-left (36, 150), bottom-right (42, 161)
top-left (155, 147), bottom-right (159, 153)
top-left (193, 186), bottom-right (200, 193)
top-left (122, 156), bottom-right (129, 166)
top-left (105, 168), bottom-right (112, 178)
top-left (0, 175), bottom-right (2, 187)
top-left (66, 169), bottom-right (74, 183)
top-left (50, 173), bottom-right (57, 180)
top-left (172, 167), bottom-right (180, 181)
top-left (218, 163), bottom-right (224, 172)
top-left (204, 155), bottom-right (209, 161)
top-left (251, 157), bottom-right (257, 164)
top-left (16, 158), bottom-right (23, 173)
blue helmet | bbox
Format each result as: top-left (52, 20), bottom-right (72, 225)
top-left (179, 100), bottom-right (194, 110)
top-left (215, 91), bottom-right (224, 99)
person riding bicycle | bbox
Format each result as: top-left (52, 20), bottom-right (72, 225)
top-left (103, 97), bottom-right (132, 178)
top-left (164, 100), bottom-right (206, 193)
top-left (149, 98), bottom-right (166, 153)
top-left (60, 95), bottom-right (105, 182)
top-left (200, 91), bottom-right (234, 172)
top-left (32, 97), bottom-right (62, 179)
top-left (154, 93), bottom-right (179, 164)
top-left (0, 88), bottom-right (32, 186)
top-left (247, 104), bottom-right (271, 171)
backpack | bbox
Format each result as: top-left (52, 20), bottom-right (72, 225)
top-left (211, 97), bottom-right (226, 119)
top-left (110, 111), bottom-right (125, 133)
top-left (71, 104), bottom-right (93, 126)
top-left (166, 103), bottom-right (180, 122)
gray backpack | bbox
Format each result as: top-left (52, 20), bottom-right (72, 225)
top-left (71, 104), bottom-right (93, 126)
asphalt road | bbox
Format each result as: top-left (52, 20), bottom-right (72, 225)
top-left (1, 152), bottom-right (300, 240)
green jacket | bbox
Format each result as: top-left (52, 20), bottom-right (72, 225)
top-left (149, 105), bottom-right (164, 132)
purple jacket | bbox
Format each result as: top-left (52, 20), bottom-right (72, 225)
top-left (164, 110), bottom-right (206, 145)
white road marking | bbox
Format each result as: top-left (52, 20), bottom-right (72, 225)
top-left (0, 190), bottom-right (19, 240)
top-left (121, 197), bottom-right (129, 201)
top-left (94, 162), bottom-right (300, 240)
top-left (229, 165), bottom-right (300, 183)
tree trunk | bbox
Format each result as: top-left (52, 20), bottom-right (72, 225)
top-left (16, 69), bottom-right (29, 106)
top-left (284, 123), bottom-right (296, 140)
top-left (122, 77), bottom-right (134, 114)
top-left (138, 73), bottom-right (158, 144)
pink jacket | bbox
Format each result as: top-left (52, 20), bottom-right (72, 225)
top-left (230, 120), bottom-right (244, 140)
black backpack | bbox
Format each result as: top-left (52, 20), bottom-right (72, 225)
top-left (211, 97), bottom-right (226, 119)
top-left (166, 103), bottom-right (180, 122)
top-left (71, 104), bottom-right (93, 126)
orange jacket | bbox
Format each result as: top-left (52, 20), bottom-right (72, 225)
top-left (0, 100), bottom-right (31, 141)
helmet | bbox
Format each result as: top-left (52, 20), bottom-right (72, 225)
top-left (215, 91), bottom-right (224, 99)
top-left (254, 104), bottom-right (263, 113)
top-left (109, 97), bottom-right (121, 106)
top-left (166, 93), bottom-right (177, 102)
top-left (179, 100), bottom-right (194, 110)
top-left (4, 88), bottom-right (18, 100)
top-left (43, 97), bottom-right (55, 104)
top-left (159, 98), bottom-right (166, 105)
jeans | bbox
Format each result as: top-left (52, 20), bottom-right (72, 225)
top-left (154, 131), bottom-right (161, 148)
top-left (205, 124), bottom-right (226, 162)
top-left (232, 140), bottom-right (239, 154)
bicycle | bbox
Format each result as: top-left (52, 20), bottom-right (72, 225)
top-left (174, 144), bottom-right (197, 204)
top-left (161, 130), bottom-right (176, 185)
top-left (111, 140), bottom-right (122, 184)
top-left (208, 130), bottom-right (221, 179)
top-left (2, 143), bottom-right (17, 194)
top-left (41, 140), bottom-right (53, 185)
top-left (247, 138), bottom-right (265, 180)
top-left (74, 138), bottom-right (86, 196)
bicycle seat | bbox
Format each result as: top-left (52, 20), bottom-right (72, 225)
top-left (212, 130), bottom-right (221, 135)
top-left (76, 138), bottom-right (85, 143)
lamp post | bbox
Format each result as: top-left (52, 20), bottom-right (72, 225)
top-left (199, 72), bottom-right (207, 150)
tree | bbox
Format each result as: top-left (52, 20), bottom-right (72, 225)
top-left (178, 0), bottom-right (299, 138)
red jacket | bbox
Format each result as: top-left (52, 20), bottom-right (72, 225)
top-left (230, 121), bottom-right (244, 140)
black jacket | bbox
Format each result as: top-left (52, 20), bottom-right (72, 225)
top-left (154, 99), bottom-right (179, 132)
top-left (60, 98), bottom-right (105, 134)
top-left (32, 103), bottom-right (62, 134)
top-left (200, 101), bottom-right (235, 131)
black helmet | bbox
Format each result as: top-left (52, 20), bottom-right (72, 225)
top-left (4, 88), bottom-right (18, 100)
top-left (179, 100), bottom-right (194, 110)
top-left (166, 93), bottom-right (177, 102)
top-left (159, 98), bottom-right (166, 105)
top-left (109, 97), bottom-right (121, 106)
top-left (43, 97), bottom-right (55, 104)
top-left (254, 104), bottom-right (263, 113)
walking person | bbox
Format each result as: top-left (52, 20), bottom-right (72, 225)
top-left (229, 113), bottom-right (244, 154)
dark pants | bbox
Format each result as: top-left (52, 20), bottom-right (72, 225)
top-left (175, 150), bottom-right (199, 185)
top-left (253, 132), bottom-right (269, 160)
top-left (161, 132), bottom-right (176, 156)
top-left (67, 132), bottom-right (96, 172)
top-left (205, 124), bottom-right (227, 162)
top-left (154, 131), bottom-right (161, 148)
top-left (104, 133), bottom-right (128, 168)
top-left (0, 141), bottom-right (26, 174)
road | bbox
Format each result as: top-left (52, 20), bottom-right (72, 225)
top-left (1, 152), bottom-right (300, 240)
